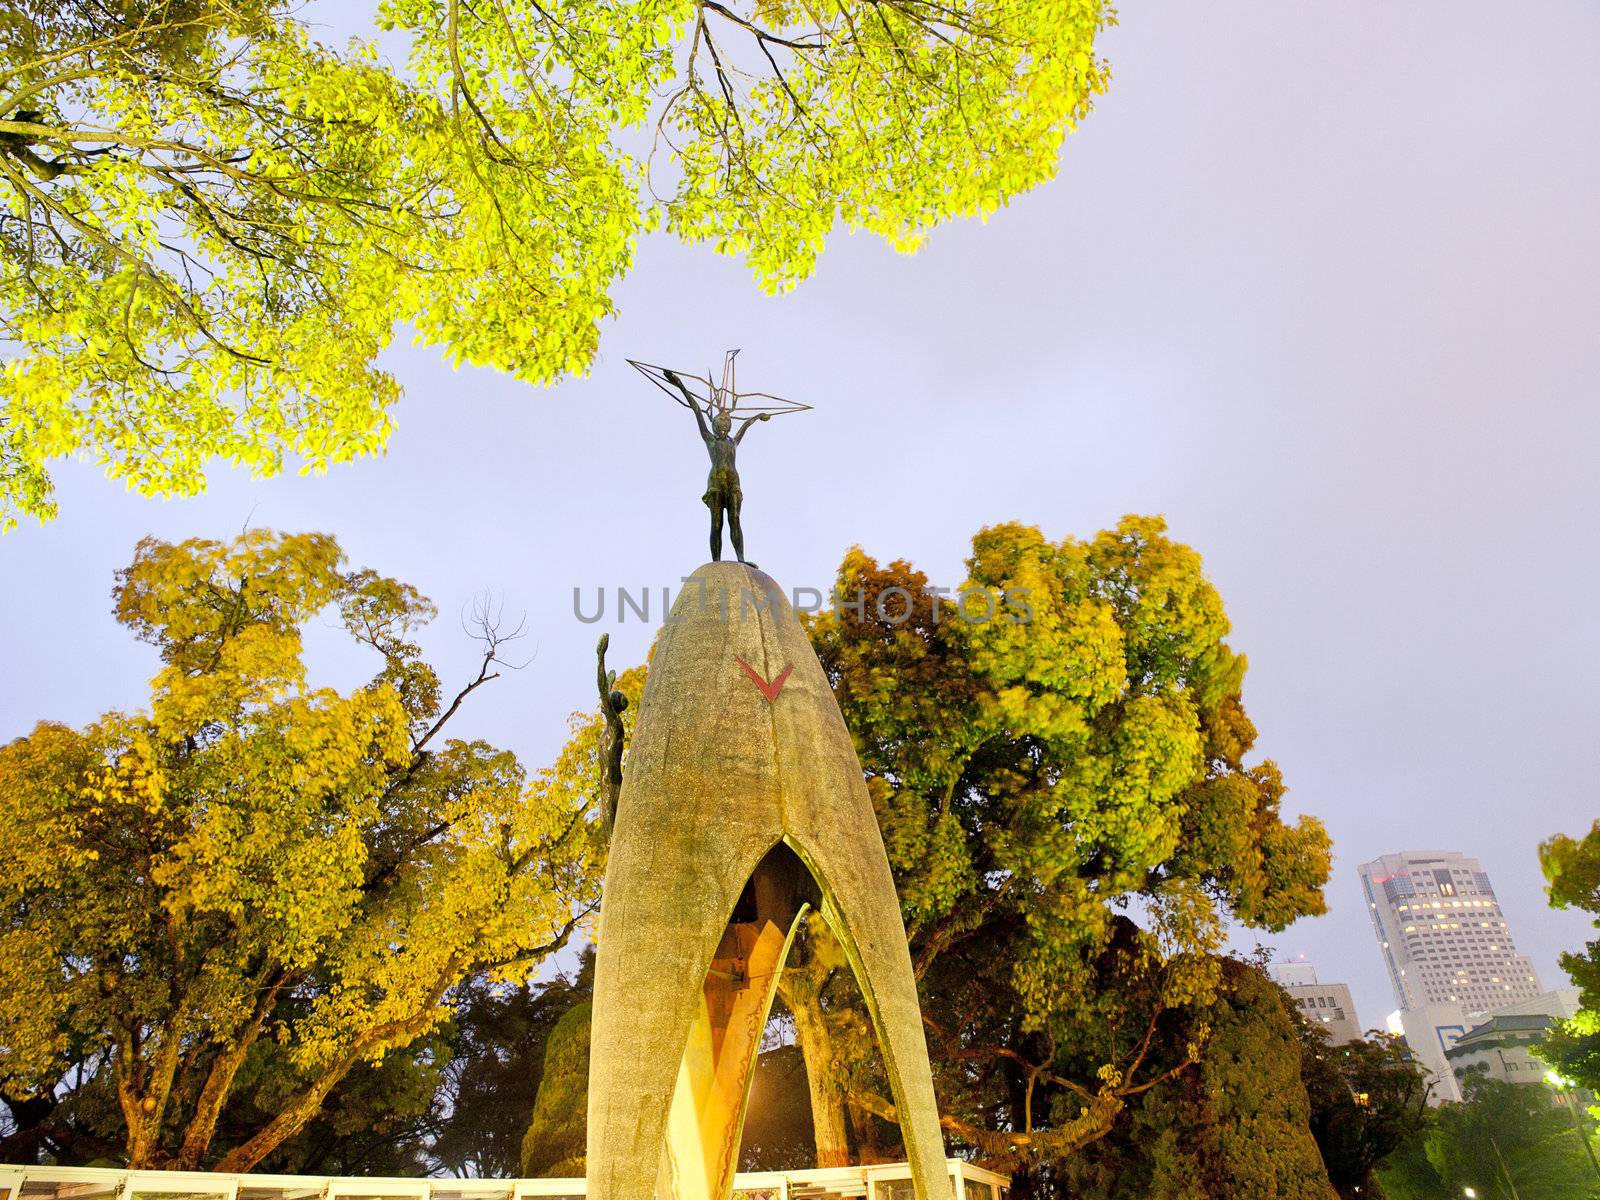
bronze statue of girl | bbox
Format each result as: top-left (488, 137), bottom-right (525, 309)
top-left (664, 368), bottom-right (770, 563)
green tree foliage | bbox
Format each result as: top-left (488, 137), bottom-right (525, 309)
top-left (0, 0), bottom-right (1114, 529)
top-left (520, 998), bottom-right (593, 1176)
top-left (0, 530), bottom-right (601, 1171)
top-left (1425, 1076), bottom-right (1600, 1200)
top-left (0, 1051), bottom-right (127, 1167)
top-left (1039, 959), bottom-right (1337, 1200)
top-left (1295, 1013), bottom-right (1431, 1198)
top-left (0, 962), bottom-right (599, 1175)
top-left (805, 517), bottom-right (1331, 1166)
top-left (243, 1032), bottom-right (451, 1176)
top-left (1372, 1130), bottom-right (1451, 1200)
top-left (1538, 822), bottom-right (1600, 1096)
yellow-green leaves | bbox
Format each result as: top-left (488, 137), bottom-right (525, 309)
top-left (0, 529), bottom-right (600, 1170)
top-left (793, 517), bottom-right (1326, 1163)
top-left (665, 1), bottom-right (1115, 290)
top-left (1535, 823), bottom-right (1600, 1096)
top-left (2, 2), bottom-right (1115, 528)
top-left (808, 516), bottom-right (1330, 1027)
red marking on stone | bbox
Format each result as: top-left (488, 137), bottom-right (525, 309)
top-left (736, 656), bottom-right (792, 703)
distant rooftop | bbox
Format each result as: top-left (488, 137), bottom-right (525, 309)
top-left (1445, 1013), bottom-right (1555, 1058)
top-left (1270, 961), bottom-right (1320, 987)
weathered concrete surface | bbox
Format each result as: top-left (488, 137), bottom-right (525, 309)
top-left (586, 562), bottom-right (947, 1200)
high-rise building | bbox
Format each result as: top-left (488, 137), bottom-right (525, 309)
top-left (1269, 961), bottom-right (1363, 1044)
top-left (1358, 851), bottom-right (1543, 1013)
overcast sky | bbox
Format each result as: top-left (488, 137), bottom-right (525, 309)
top-left (3, 1), bottom-right (1598, 1031)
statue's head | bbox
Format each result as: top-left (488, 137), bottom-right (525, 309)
top-left (712, 411), bottom-right (733, 436)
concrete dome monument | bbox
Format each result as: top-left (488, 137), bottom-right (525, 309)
top-left (585, 561), bottom-right (947, 1200)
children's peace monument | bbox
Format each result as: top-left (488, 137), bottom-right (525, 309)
top-left (586, 358), bottom-right (946, 1200)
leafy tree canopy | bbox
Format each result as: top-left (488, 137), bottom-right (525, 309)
top-left (519, 995), bottom-right (592, 1177)
top-left (1040, 959), bottom-right (1337, 1200)
top-left (807, 516), bottom-right (1330, 1166)
top-left (428, 964), bottom-right (596, 1179)
top-left (1372, 1130), bottom-right (1451, 1200)
top-left (1538, 821), bottom-right (1600, 1098)
top-left (0, 0), bottom-right (1114, 528)
top-left (1294, 1012), bottom-right (1431, 1198)
top-left (0, 529), bottom-right (600, 1171)
top-left (0, 960), bottom-right (601, 1176)
top-left (816, 517), bottom-right (1328, 1003)
top-left (236, 1026), bottom-right (452, 1177)
top-left (1425, 1076), bottom-right (1600, 1200)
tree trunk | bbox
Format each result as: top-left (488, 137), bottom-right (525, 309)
top-left (175, 1032), bottom-right (262, 1168)
top-left (122, 1094), bottom-right (161, 1168)
top-left (176, 974), bottom-right (286, 1169)
top-left (847, 1096), bottom-right (886, 1165)
top-left (778, 968), bottom-right (851, 1168)
top-left (117, 1024), bottom-right (184, 1168)
top-left (212, 1057), bottom-right (353, 1173)
top-left (214, 965), bottom-right (462, 1174)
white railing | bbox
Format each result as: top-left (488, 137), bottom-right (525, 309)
top-left (0, 1161), bottom-right (1010, 1200)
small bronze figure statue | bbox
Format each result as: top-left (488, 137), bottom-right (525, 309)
top-left (595, 632), bottom-right (627, 841)
top-left (627, 351), bottom-right (811, 566)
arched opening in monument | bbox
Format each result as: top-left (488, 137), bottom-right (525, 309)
top-left (745, 914), bottom-right (906, 1173)
top-left (664, 841), bottom-right (812, 1197)
top-left (666, 840), bottom-right (908, 1194)
top-left (736, 996), bottom-right (815, 1171)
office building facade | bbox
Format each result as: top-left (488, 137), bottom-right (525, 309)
top-left (1358, 850), bottom-right (1543, 1013)
top-left (1270, 961), bottom-right (1364, 1044)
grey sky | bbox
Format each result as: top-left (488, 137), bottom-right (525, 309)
top-left (2, 1), bottom-right (1597, 1032)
